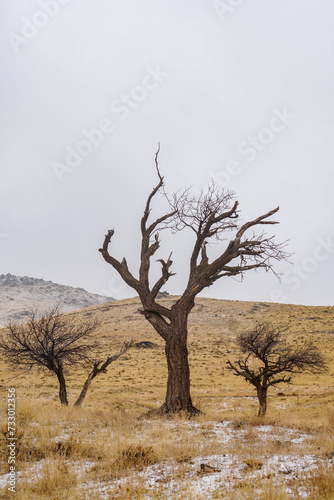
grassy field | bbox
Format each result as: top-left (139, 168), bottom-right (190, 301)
top-left (0, 297), bottom-right (333, 499)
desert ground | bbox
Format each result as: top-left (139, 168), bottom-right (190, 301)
top-left (0, 296), bottom-right (333, 499)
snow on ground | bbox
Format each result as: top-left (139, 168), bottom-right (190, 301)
top-left (0, 421), bottom-right (332, 498)
top-left (0, 459), bottom-right (96, 491)
top-left (82, 452), bottom-right (332, 499)
top-left (80, 421), bottom-right (331, 499)
top-left (151, 419), bottom-right (312, 447)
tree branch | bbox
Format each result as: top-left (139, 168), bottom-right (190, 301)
top-left (74, 339), bottom-right (134, 406)
top-left (99, 229), bottom-right (141, 292)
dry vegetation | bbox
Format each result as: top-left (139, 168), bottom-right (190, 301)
top-left (0, 296), bottom-right (333, 499)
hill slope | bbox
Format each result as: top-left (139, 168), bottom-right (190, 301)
top-left (63, 296), bottom-right (334, 406)
top-left (0, 273), bottom-right (114, 326)
top-left (0, 296), bottom-right (333, 498)
top-left (71, 295), bottom-right (334, 344)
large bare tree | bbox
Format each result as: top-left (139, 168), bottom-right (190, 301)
top-left (227, 323), bottom-right (327, 416)
top-left (99, 146), bottom-right (288, 414)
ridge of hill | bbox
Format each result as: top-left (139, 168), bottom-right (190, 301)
top-left (0, 273), bottom-right (114, 326)
top-left (68, 295), bottom-right (334, 345)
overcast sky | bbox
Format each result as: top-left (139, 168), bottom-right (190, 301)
top-left (1, 0), bottom-right (334, 306)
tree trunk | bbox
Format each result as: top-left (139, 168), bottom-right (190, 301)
top-left (55, 369), bottom-right (68, 406)
top-left (257, 386), bottom-right (267, 417)
top-left (158, 314), bottom-right (199, 415)
top-left (73, 372), bottom-right (95, 407)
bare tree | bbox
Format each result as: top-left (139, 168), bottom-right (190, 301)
top-left (0, 307), bottom-right (132, 406)
top-left (227, 323), bottom-right (327, 416)
top-left (74, 339), bottom-right (133, 407)
top-left (99, 146), bottom-right (289, 415)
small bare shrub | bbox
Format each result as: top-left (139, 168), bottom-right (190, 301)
top-left (243, 458), bottom-right (264, 471)
top-left (115, 444), bottom-right (158, 471)
top-left (305, 464), bottom-right (334, 499)
top-left (19, 460), bottom-right (79, 500)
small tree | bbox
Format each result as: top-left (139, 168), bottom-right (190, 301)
top-left (227, 323), bottom-right (327, 417)
top-left (99, 146), bottom-right (289, 415)
top-left (0, 307), bottom-right (132, 406)
top-left (73, 339), bottom-right (133, 407)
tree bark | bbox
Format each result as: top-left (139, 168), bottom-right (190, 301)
top-left (157, 314), bottom-right (199, 415)
top-left (55, 368), bottom-right (68, 406)
top-left (257, 386), bottom-right (267, 417)
top-left (73, 373), bottom-right (94, 407)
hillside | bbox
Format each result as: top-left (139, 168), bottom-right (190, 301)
top-left (0, 296), bottom-right (333, 498)
top-left (0, 273), bottom-right (114, 326)
top-left (53, 295), bottom-right (334, 415)
top-left (73, 295), bottom-right (334, 341)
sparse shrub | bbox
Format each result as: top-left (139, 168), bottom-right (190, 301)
top-left (16, 399), bottom-right (36, 425)
top-left (20, 460), bottom-right (79, 500)
top-left (327, 409), bottom-right (334, 432)
top-left (52, 433), bottom-right (101, 461)
top-left (53, 437), bottom-right (80, 458)
top-left (292, 464), bottom-right (334, 499)
top-left (175, 454), bottom-right (192, 463)
top-left (115, 444), bottom-right (158, 471)
top-left (243, 458), bottom-right (264, 470)
top-left (17, 442), bottom-right (47, 462)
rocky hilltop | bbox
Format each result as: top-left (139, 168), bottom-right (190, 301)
top-left (0, 274), bottom-right (114, 326)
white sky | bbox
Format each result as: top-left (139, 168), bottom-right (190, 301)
top-left (1, 0), bottom-right (334, 306)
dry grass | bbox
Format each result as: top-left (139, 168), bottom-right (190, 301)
top-left (18, 461), bottom-right (79, 500)
top-left (0, 296), bottom-right (333, 498)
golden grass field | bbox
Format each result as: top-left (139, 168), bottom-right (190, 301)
top-left (0, 296), bottom-right (333, 499)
